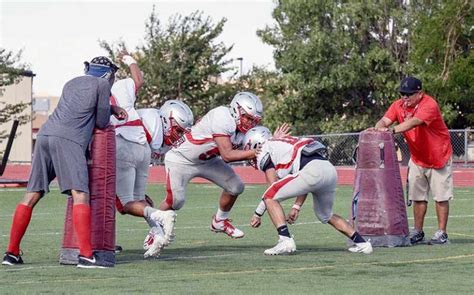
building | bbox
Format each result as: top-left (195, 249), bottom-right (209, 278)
top-left (0, 71), bottom-right (59, 163)
top-left (0, 72), bottom-right (34, 163)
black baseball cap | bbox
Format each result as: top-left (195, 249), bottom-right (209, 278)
top-left (399, 76), bottom-right (422, 95)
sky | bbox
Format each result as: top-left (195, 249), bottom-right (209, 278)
top-left (0, 0), bottom-right (276, 96)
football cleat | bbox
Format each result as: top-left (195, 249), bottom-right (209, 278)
top-left (77, 252), bottom-right (114, 269)
top-left (143, 226), bottom-right (165, 251)
top-left (264, 236), bottom-right (296, 255)
top-left (150, 210), bottom-right (177, 246)
top-left (143, 233), bottom-right (167, 259)
top-left (2, 252), bottom-right (24, 266)
top-left (348, 240), bottom-right (373, 254)
top-left (210, 215), bottom-right (244, 239)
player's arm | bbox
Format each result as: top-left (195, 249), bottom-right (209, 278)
top-left (390, 117), bottom-right (424, 134)
top-left (214, 136), bottom-right (257, 162)
top-left (118, 50), bottom-right (144, 91)
top-left (374, 117), bottom-right (393, 130)
top-left (250, 166), bottom-right (277, 228)
top-left (286, 195), bottom-right (307, 224)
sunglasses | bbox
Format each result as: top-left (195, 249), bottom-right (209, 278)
top-left (400, 92), bottom-right (417, 97)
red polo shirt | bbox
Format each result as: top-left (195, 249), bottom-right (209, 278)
top-left (384, 93), bottom-right (452, 168)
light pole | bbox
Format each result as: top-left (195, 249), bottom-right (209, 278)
top-left (236, 57), bottom-right (243, 77)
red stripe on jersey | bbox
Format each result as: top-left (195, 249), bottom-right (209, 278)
top-left (212, 134), bottom-right (231, 138)
top-left (274, 139), bottom-right (314, 170)
top-left (116, 119), bottom-right (152, 143)
top-left (264, 175), bottom-right (298, 199)
top-left (165, 170), bottom-right (174, 208)
top-left (185, 133), bottom-right (214, 145)
top-left (109, 95), bottom-right (118, 106)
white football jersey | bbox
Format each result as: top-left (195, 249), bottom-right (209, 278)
top-left (137, 108), bottom-right (171, 155)
top-left (256, 136), bottom-right (314, 179)
top-left (165, 106), bottom-right (240, 164)
top-left (110, 78), bottom-right (147, 145)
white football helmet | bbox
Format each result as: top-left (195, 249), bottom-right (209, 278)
top-left (160, 100), bottom-right (194, 146)
top-left (243, 126), bottom-right (272, 150)
top-left (229, 92), bottom-right (263, 133)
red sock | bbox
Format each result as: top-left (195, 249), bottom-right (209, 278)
top-left (72, 204), bottom-right (93, 258)
top-left (7, 204), bottom-right (33, 256)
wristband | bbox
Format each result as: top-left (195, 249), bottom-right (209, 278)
top-left (122, 55), bottom-right (137, 66)
top-left (254, 211), bottom-right (263, 217)
top-left (292, 204), bottom-right (301, 211)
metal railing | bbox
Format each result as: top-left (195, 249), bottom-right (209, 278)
top-left (307, 129), bottom-right (473, 167)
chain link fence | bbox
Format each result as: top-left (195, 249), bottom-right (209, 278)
top-left (306, 129), bottom-right (473, 167)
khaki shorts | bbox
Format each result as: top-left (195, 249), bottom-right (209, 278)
top-left (408, 158), bottom-right (453, 202)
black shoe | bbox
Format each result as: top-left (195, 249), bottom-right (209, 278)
top-left (2, 252), bottom-right (24, 266)
top-left (115, 245), bottom-right (123, 254)
top-left (77, 252), bottom-right (114, 269)
top-left (409, 230), bottom-right (425, 245)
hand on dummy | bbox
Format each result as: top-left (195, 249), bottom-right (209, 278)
top-left (250, 215), bottom-right (262, 228)
top-left (273, 123), bottom-right (291, 138)
top-left (375, 127), bottom-right (389, 132)
top-left (286, 208), bottom-right (300, 225)
top-left (111, 105), bottom-right (128, 121)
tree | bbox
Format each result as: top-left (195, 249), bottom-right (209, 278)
top-left (258, 0), bottom-right (412, 134)
top-left (0, 48), bottom-right (30, 144)
top-left (409, 0), bottom-right (473, 128)
top-left (101, 9), bottom-right (241, 117)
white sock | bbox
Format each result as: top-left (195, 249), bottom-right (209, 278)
top-left (216, 209), bottom-right (230, 221)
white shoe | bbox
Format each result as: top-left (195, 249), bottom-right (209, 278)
top-left (143, 233), bottom-right (167, 259)
top-left (210, 215), bottom-right (244, 239)
top-left (150, 210), bottom-right (177, 246)
top-left (348, 240), bottom-right (373, 254)
top-left (264, 237), bottom-right (296, 255)
top-left (143, 226), bottom-right (165, 251)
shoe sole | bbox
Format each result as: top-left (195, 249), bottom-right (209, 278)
top-left (428, 240), bottom-right (450, 245)
top-left (210, 228), bottom-right (244, 239)
top-left (2, 261), bottom-right (19, 266)
top-left (264, 250), bottom-right (296, 256)
top-left (77, 264), bottom-right (109, 269)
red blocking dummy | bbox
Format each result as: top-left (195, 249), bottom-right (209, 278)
top-left (59, 126), bottom-right (116, 264)
top-left (350, 130), bottom-right (410, 247)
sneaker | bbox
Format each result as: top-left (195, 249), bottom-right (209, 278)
top-left (114, 245), bottom-right (123, 254)
top-left (409, 229), bottom-right (425, 245)
top-left (143, 226), bottom-right (165, 251)
top-left (264, 236), bottom-right (296, 255)
top-left (150, 210), bottom-right (177, 246)
top-left (143, 233), bottom-right (167, 259)
top-left (77, 252), bottom-right (114, 269)
top-left (348, 240), bottom-right (373, 254)
top-left (210, 215), bottom-right (244, 239)
top-left (429, 230), bottom-right (449, 245)
top-left (2, 252), bottom-right (24, 266)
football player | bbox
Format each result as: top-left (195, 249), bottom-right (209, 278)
top-left (110, 50), bottom-right (194, 258)
top-left (245, 126), bottom-right (373, 255)
top-left (156, 92), bottom-right (263, 240)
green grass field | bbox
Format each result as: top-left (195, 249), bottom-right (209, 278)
top-left (0, 184), bottom-right (473, 294)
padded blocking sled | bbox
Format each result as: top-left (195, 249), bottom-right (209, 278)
top-left (351, 130), bottom-right (410, 247)
top-left (60, 126), bottom-right (116, 264)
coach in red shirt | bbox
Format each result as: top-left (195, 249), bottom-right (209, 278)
top-left (374, 76), bottom-right (453, 245)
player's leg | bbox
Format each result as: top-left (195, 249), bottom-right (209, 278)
top-left (200, 159), bottom-right (245, 238)
top-left (158, 160), bottom-right (195, 211)
top-left (429, 160), bottom-right (453, 245)
top-left (3, 135), bottom-right (54, 265)
top-left (407, 159), bottom-right (430, 244)
top-left (262, 174), bottom-right (310, 255)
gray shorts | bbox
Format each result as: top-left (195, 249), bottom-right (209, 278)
top-left (27, 135), bottom-right (89, 195)
top-left (164, 157), bottom-right (245, 210)
top-left (263, 160), bottom-right (336, 223)
top-left (115, 135), bottom-right (151, 206)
